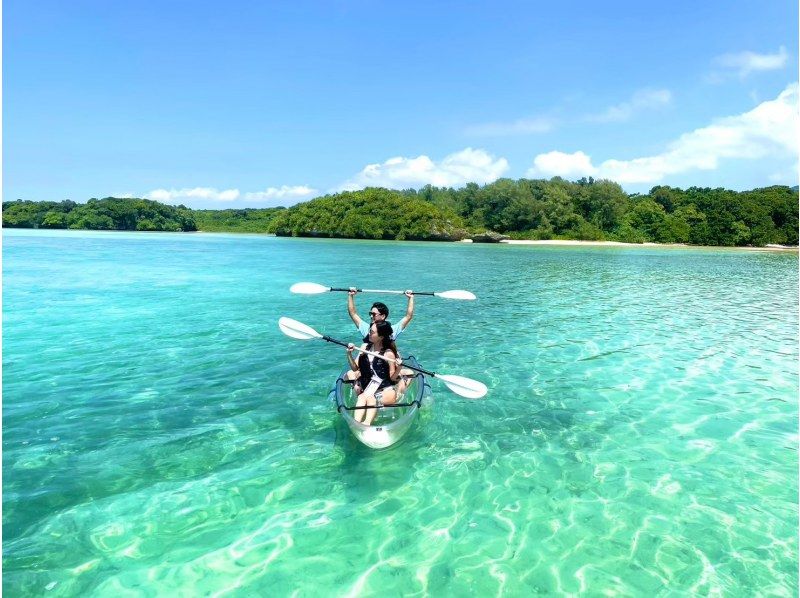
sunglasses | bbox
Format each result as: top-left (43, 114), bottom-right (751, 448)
top-left (369, 311), bottom-right (381, 317)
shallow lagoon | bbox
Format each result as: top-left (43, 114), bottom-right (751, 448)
top-left (3, 229), bottom-right (798, 595)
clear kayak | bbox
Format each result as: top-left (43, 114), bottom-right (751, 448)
top-left (329, 355), bottom-right (431, 449)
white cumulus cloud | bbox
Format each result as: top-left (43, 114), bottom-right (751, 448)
top-left (147, 187), bottom-right (241, 202)
top-left (713, 46), bottom-right (788, 78)
top-left (588, 88), bottom-right (672, 123)
top-left (529, 151), bottom-right (597, 178)
top-left (341, 148), bottom-right (509, 190)
top-left (144, 185), bottom-right (317, 207)
top-left (527, 83), bottom-right (799, 184)
top-left (244, 185), bottom-right (318, 201)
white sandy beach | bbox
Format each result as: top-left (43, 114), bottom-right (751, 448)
top-left (497, 239), bottom-right (799, 251)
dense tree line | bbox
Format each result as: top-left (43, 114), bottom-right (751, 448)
top-left (193, 208), bottom-right (285, 233)
top-left (2, 197), bottom-right (197, 232)
top-left (266, 187), bottom-right (467, 240)
top-left (3, 180), bottom-right (797, 246)
top-left (403, 178), bottom-right (799, 246)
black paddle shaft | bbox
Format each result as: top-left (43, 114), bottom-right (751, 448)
top-left (327, 288), bottom-right (435, 295)
top-left (321, 335), bottom-right (437, 378)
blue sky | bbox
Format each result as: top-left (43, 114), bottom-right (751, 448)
top-left (5, 1), bottom-right (798, 208)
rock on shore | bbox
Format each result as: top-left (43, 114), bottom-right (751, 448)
top-left (471, 231), bottom-right (510, 243)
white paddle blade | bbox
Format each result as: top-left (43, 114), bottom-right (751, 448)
top-left (278, 317), bottom-right (323, 340)
top-left (434, 290), bottom-right (476, 300)
top-left (436, 374), bottom-right (487, 399)
top-left (290, 282), bottom-right (331, 294)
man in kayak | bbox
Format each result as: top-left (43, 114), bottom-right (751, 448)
top-left (345, 288), bottom-right (415, 399)
top-left (347, 288), bottom-right (414, 341)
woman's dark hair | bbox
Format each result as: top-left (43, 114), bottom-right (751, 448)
top-left (374, 320), bottom-right (399, 357)
top-left (371, 302), bottom-right (389, 317)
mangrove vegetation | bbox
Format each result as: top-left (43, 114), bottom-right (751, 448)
top-left (3, 178), bottom-right (797, 247)
top-left (2, 197), bottom-right (197, 232)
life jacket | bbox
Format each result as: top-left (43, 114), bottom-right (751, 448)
top-left (357, 343), bottom-right (393, 391)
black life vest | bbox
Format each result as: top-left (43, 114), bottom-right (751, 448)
top-left (357, 344), bottom-right (393, 391)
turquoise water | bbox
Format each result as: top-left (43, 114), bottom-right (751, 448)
top-left (3, 229), bottom-right (798, 596)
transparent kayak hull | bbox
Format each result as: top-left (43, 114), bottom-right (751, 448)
top-left (330, 355), bottom-right (430, 449)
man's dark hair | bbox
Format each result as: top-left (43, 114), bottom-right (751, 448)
top-left (371, 302), bottom-right (389, 317)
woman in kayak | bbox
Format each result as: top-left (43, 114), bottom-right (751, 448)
top-left (346, 320), bottom-right (403, 426)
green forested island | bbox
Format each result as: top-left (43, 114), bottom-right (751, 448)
top-left (3, 178), bottom-right (798, 247)
top-left (2, 197), bottom-right (198, 232)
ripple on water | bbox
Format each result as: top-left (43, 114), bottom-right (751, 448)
top-left (3, 232), bottom-right (797, 595)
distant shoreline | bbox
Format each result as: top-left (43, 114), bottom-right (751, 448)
top-left (7, 227), bottom-right (798, 251)
top-left (492, 239), bottom-right (799, 251)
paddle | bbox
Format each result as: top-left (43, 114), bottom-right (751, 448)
top-left (278, 317), bottom-right (487, 399)
top-left (290, 282), bottom-right (476, 301)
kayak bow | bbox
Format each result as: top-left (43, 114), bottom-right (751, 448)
top-left (328, 355), bottom-right (431, 449)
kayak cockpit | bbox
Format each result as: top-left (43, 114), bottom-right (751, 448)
top-left (330, 355), bottom-right (430, 449)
